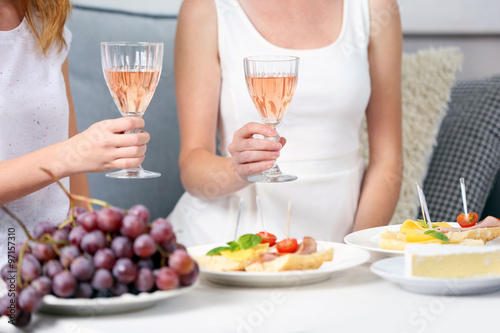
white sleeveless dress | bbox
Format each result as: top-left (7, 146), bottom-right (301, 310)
top-left (0, 18), bottom-right (72, 265)
top-left (169, 0), bottom-right (371, 246)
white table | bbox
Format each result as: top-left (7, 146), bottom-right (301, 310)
top-left (1, 261), bottom-right (499, 333)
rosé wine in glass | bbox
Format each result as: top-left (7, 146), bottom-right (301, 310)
top-left (101, 42), bottom-right (163, 179)
top-left (243, 56), bottom-right (299, 183)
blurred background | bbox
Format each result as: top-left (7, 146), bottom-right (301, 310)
top-left (73, 0), bottom-right (500, 80)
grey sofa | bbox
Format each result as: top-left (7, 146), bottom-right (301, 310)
top-left (67, 5), bottom-right (500, 222)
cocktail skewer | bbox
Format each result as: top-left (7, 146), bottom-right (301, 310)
top-left (285, 200), bottom-right (292, 238)
top-left (416, 183), bottom-right (433, 229)
top-left (460, 178), bottom-right (469, 220)
top-left (256, 196), bottom-right (268, 232)
top-left (234, 198), bottom-right (244, 241)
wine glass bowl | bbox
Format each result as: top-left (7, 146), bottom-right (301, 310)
top-left (243, 55), bottom-right (299, 183)
top-left (101, 42), bottom-right (163, 179)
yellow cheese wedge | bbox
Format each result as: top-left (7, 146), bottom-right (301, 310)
top-left (220, 243), bottom-right (269, 262)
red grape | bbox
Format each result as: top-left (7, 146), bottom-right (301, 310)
top-left (135, 268), bottom-right (155, 292)
top-left (94, 248), bottom-right (116, 270)
top-left (70, 256), bottom-right (95, 281)
top-left (14, 309), bottom-right (31, 327)
top-left (43, 259), bottom-right (63, 279)
top-left (18, 287), bottom-right (42, 312)
top-left (97, 207), bottom-right (122, 232)
top-left (179, 262), bottom-right (199, 287)
top-left (111, 236), bottom-right (133, 258)
top-left (52, 228), bottom-right (70, 247)
top-left (155, 267), bottom-right (179, 291)
top-left (20, 253), bottom-right (41, 283)
top-left (75, 282), bottom-right (93, 299)
top-left (133, 234), bottom-right (156, 258)
top-left (31, 276), bottom-right (52, 296)
top-left (52, 271), bottom-right (77, 298)
top-left (1, 263), bottom-right (16, 282)
top-left (33, 242), bottom-right (57, 262)
top-left (128, 204), bottom-right (150, 224)
top-left (110, 282), bottom-right (128, 296)
top-left (81, 230), bottom-right (107, 255)
top-left (33, 221), bottom-right (56, 239)
top-left (168, 249), bottom-right (195, 275)
top-left (91, 268), bottom-right (113, 291)
top-left (151, 217), bottom-right (173, 228)
top-left (150, 224), bottom-right (174, 244)
top-left (120, 214), bottom-right (147, 239)
top-left (112, 258), bottom-right (137, 284)
top-left (59, 245), bottom-right (80, 268)
top-left (68, 226), bottom-right (87, 248)
top-left (77, 211), bottom-right (98, 231)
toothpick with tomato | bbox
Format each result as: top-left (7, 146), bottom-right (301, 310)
top-left (255, 195), bottom-right (277, 246)
top-left (275, 201), bottom-right (298, 253)
top-left (457, 178), bottom-right (478, 228)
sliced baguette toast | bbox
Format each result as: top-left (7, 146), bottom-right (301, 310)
top-left (244, 248), bottom-right (334, 272)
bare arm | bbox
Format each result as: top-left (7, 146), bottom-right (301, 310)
top-left (0, 65), bottom-right (150, 206)
top-left (352, 0), bottom-right (403, 231)
top-left (175, 0), bottom-right (281, 198)
top-left (63, 57), bottom-right (91, 201)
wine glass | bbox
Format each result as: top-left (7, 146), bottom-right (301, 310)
top-left (100, 42), bottom-right (163, 178)
top-left (243, 55), bottom-right (299, 183)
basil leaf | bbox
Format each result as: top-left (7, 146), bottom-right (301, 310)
top-left (227, 241), bottom-right (240, 252)
top-left (424, 230), bottom-right (450, 242)
top-left (417, 219), bottom-right (429, 228)
top-left (206, 246), bottom-right (231, 256)
top-left (237, 234), bottom-right (262, 250)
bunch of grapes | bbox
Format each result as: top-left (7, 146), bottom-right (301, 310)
top-left (0, 203), bottom-right (198, 328)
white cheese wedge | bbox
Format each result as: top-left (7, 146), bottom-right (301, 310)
top-left (405, 244), bottom-right (500, 278)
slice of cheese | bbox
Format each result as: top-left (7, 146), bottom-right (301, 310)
top-left (405, 244), bottom-right (500, 278)
top-left (220, 243), bottom-right (269, 262)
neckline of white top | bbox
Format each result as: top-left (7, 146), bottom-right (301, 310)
top-left (233, 0), bottom-right (348, 53)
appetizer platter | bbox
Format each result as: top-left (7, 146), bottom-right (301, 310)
top-left (188, 238), bottom-right (369, 287)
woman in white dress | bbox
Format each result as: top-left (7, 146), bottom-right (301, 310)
top-left (0, 1), bottom-right (149, 239)
top-left (169, 0), bottom-right (403, 246)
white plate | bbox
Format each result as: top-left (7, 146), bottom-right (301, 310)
top-left (370, 257), bottom-right (500, 295)
top-left (38, 282), bottom-right (198, 315)
top-left (344, 222), bottom-right (500, 257)
top-left (187, 242), bottom-right (369, 287)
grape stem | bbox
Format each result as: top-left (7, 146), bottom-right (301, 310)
top-left (155, 244), bottom-right (170, 267)
top-left (39, 167), bottom-right (111, 211)
top-left (17, 242), bottom-right (30, 288)
top-left (1, 206), bottom-right (34, 241)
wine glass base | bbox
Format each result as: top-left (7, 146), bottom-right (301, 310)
top-left (247, 173), bottom-right (297, 183)
top-left (105, 168), bottom-right (161, 179)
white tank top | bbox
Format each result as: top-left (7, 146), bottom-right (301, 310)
top-left (0, 17), bottom-right (72, 240)
top-left (169, 0), bottom-right (372, 246)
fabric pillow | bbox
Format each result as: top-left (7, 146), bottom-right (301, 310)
top-left (360, 47), bottom-right (463, 225)
top-left (419, 74), bottom-right (500, 221)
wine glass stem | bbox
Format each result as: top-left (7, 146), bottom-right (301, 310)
top-left (124, 128), bottom-right (144, 172)
top-left (264, 124), bottom-right (282, 175)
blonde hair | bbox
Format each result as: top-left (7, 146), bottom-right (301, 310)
top-left (21, 0), bottom-right (72, 54)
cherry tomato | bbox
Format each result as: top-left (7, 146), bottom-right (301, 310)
top-left (457, 212), bottom-right (479, 228)
top-left (256, 231), bottom-right (277, 246)
top-left (276, 238), bottom-right (298, 253)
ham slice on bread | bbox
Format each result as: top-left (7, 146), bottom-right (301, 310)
top-left (195, 237), bottom-right (333, 272)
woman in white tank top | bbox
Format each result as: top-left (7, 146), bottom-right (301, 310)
top-left (170, 0), bottom-right (403, 245)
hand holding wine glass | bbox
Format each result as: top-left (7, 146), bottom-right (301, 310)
top-left (100, 42), bottom-right (163, 178)
top-left (243, 55), bottom-right (299, 183)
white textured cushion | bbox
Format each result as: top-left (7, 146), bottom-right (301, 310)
top-left (360, 47), bottom-right (463, 225)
